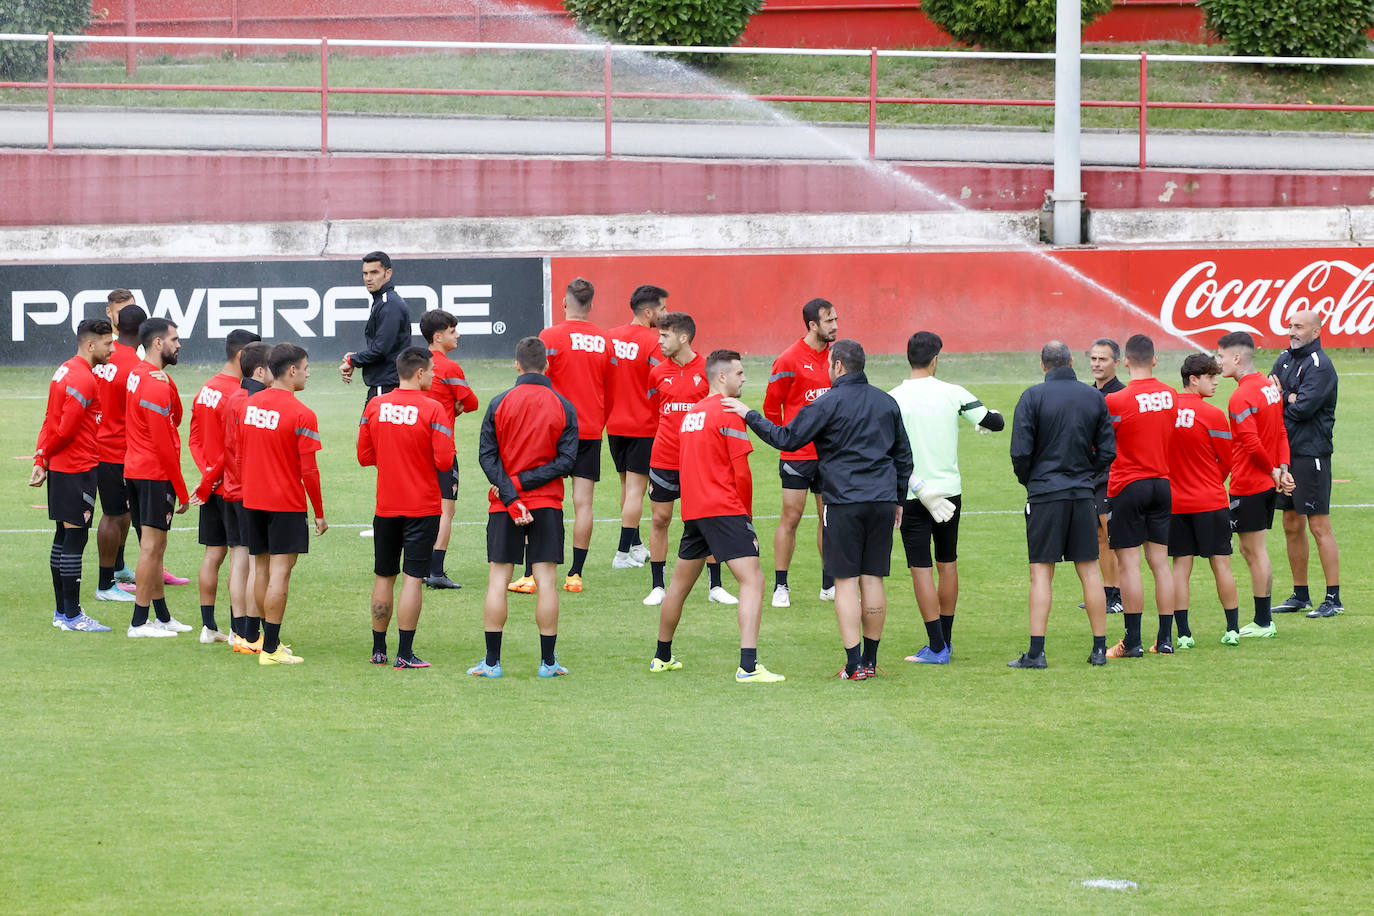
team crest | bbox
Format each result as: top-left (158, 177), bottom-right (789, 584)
top-left (165, 512), bottom-right (173, 526)
top-left (692, 375), bottom-right (702, 386)
top-left (83, 510), bottom-right (92, 524)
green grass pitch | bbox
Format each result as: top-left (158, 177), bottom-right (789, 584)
top-left (2, 351), bottom-right (1370, 913)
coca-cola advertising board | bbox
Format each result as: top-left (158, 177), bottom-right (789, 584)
top-left (551, 247), bottom-right (1374, 356)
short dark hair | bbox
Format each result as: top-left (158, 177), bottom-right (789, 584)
top-left (1180, 352), bottom-right (1221, 386)
top-left (515, 336), bottom-right (547, 372)
top-left (396, 346), bottom-right (432, 380)
top-left (906, 331), bottom-right (942, 369)
top-left (362, 250), bottom-right (391, 269)
top-left (268, 342), bottom-right (308, 379)
top-left (238, 341), bottom-right (272, 378)
top-left (1088, 337), bottom-right (1121, 361)
top-left (420, 308), bottom-right (457, 344)
top-left (567, 277), bottom-right (594, 308)
top-left (802, 297), bottom-right (834, 330)
top-left (1124, 333), bottom-right (1155, 365)
top-left (830, 338), bottom-right (865, 374)
top-left (117, 304), bottom-right (147, 336)
top-left (705, 348), bottom-right (742, 379)
top-left (630, 284), bottom-right (668, 313)
top-left (658, 311), bottom-right (695, 342)
top-left (1040, 340), bottom-right (1072, 369)
top-left (1217, 331), bottom-right (1255, 352)
top-left (139, 317), bottom-right (177, 351)
top-left (77, 317), bottom-right (112, 341)
top-left (107, 288), bottom-right (134, 306)
top-left (225, 329), bottom-right (261, 361)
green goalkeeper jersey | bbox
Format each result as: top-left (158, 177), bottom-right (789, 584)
top-left (888, 376), bottom-right (990, 498)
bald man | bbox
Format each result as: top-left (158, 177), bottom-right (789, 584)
top-left (1269, 310), bottom-right (1342, 619)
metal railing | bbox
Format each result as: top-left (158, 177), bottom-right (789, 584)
top-left (1, 32), bottom-right (1372, 167)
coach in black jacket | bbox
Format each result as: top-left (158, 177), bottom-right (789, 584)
top-left (340, 251), bottom-right (414, 403)
top-left (724, 339), bottom-right (913, 679)
top-left (1269, 309), bottom-right (1342, 617)
top-left (1007, 340), bottom-right (1115, 669)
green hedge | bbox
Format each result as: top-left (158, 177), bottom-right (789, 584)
top-left (562, 0), bottom-right (761, 49)
top-left (1200, 0), bottom-right (1374, 63)
top-left (922, 0), bottom-right (1115, 53)
top-left (0, 0), bottom-right (91, 81)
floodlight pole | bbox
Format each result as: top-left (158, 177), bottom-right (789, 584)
top-left (1051, 0), bottom-right (1084, 245)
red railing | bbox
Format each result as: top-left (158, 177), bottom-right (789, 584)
top-left (2, 33), bottom-right (1373, 167)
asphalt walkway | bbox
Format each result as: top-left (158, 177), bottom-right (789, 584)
top-left (2, 105), bottom-right (1370, 169)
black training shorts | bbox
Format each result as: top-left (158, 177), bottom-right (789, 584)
top-left (1168, 508), bottom-right (1233, 558)
top-left (198, 493), bottom-right (230, 547)
top-left (47, 468), bottom-right (97, 527)
top-left (648, 466), bottom-right (681, 503)
top-left (97, 461), bottom-right (129, 516)
top-left (900, 494), bottom-right (962, 568)
top-left (822, 501), bottom-right (897, 579)
top-left (608, 435), bottom-right (653, 476)
top-left (1025, 497), bottom-right (1098, 565)
top-left (243, 507), bottom-right (309, 556)
top-left (128, 478), bottom-right (177, 532)
top-left (571, 439), bottom-right (601, 482)
top-left (437, 458), bottom-right (460, 501)
top-left (1230, 489), bottom-right (1277, 534)
top-left (1276, 455), bottom-right (1332, 516)
top-left (1094, 481), bottom-right (1110, 519)
top-left (487, 507), bottom-right (563, 566)
top-left (779, 458), bottom-right (822, 493)
top-left (1107, 478), bottom-right (1171, 550)
top-left (374, 514), bottom-right (440, 579)
top-left (679, 515), bottom-right (758, 563)
top-left (222, 499), bottom-right (246, 549)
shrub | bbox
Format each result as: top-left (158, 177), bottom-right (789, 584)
top-left (922, 0), bottom-right (1114, 53)
top-left (0, 0), bottom-right (92, 81)
top-left (1199, 0), bottom-right (1374, 63)
top-left (562, 0), bottom-right (762, 49)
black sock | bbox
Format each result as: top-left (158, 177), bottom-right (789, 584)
top-left (1326, 585), bottom-right (1341, 604)
top-left (1093, 634), bottom-right (1107, 652)
top-left (844, 642), bottom-right (861, 675)
top-left (540, 633), bottom-right (557, 666)
top-left (775, 569), bottom-right (789, 589)
top-left (232, 616), bottom-right (246, 638)
top-left (1291, 584), bottom-right (1309, 602)
top-left (707, 563), bottom-right (723, 589)
top-left (200, 604), bottom-right (217, 630)
top-left (153, 597), bottom-right (170, 623)
top-left (822, 571), bottom-right (834, 590)
top-left (262, 620), bottom-right (281, 654)
top-left (651, 561), bottom-right (666, 590)
top-left (398, 628), bottom-right (415, 660)
top-left (940, 613), bottom-right (954, 646)
top-left (862, 637), bottom-right (879, 668)
top-left (131, 604), bottom-right (149, 628)
top-left (1028, 635), bottom-right (1045, 658)
top-left (923, 618), bottom-right (946, 653)
top-left (740, 647), bottom-right (757, 672)
top-left (656, 640), bottom-right (673, 663)
top-left (1254, 595), bottom-right (1272, 628)
top-left (1124, 612), bottom-right (1142, 648)
top-left (484, 630), bottom-right (502, 666)
top-left (569, 547), bottom-right (587, 577)
top-left (372, 629), bottom-right (387, 655)
top-left (1224, 607), bottom-right (1239, 632)
top-left (60, 525), bottom-right (89, 611)
top-left (246, 616), bottom-right (261, 641)
top-left (618, 527), bottom-right (634, 553)
top-left (98, 565), bottom-right (115, 591)
top-left (1175, 608), bottom-right (1191, 638)
top-left (523, 561), bottom-right (533, 579)
top-left (631, 529), bottom-right (642, 547)
top-left (430, 548), bottom-right (446, 578)
top-left (49, 535), bottom-right (63, 614)
top-left (115, 544), bottom-right (126, 570)
top-left (1157, 614), bottom-right (1173, 645)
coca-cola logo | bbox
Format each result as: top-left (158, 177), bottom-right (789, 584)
top-left (1161, 259), bottom-right (1374, 339)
